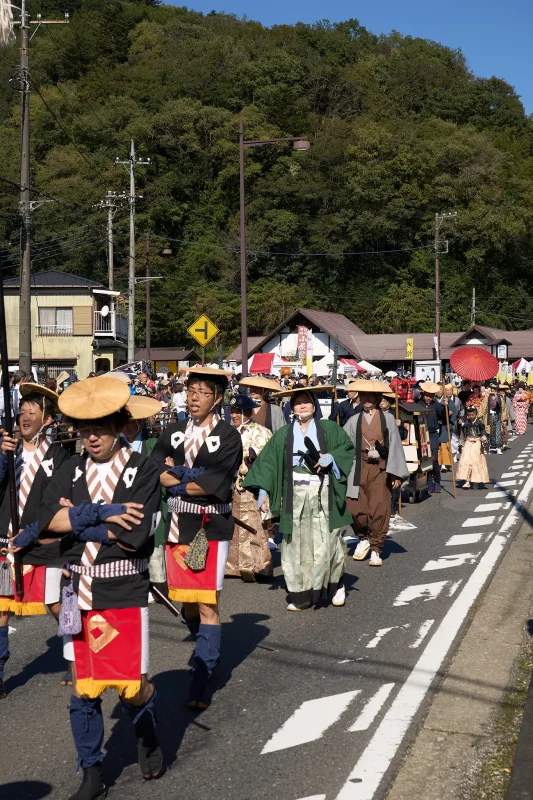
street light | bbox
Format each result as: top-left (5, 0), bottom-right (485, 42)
top-left (239, 121), bottom-right (310, 376)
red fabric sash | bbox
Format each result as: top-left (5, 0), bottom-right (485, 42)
top-left (166, 540), bottom-right (220, 604)
top-left (73, 607), bottom-right (142, 698)
top-left (0, 558), bottom-right (47, 616)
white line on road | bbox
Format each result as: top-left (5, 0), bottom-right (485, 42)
top-left (334, 463), bottom-right (533, 800)
top-left (463, 516), bottom-right (494, 527)
top-left (422, 553), bottom-right (480, 570)
top-left (474, 503), bottom-right (503, 512)
top-left (393, 582), bottom-right (449, 606)
top-left (446, 532), bottom-right (484, 546)
top-left (296, 795), bottom-right (327, 800)
top-left (494, 480), bottom-right (518, 487)
top-left (486, 490), bottom-right (517, 499)
top-left (261, 690), bottom-right (360, 754)
top-left (447, 580), bottom-right (463, 596)
top-left (366, 627), bottom-right (395, 649)
top-left (348, 684), bottom-right (396, 732)
top-left (410, 620), bottom-right (435, 648)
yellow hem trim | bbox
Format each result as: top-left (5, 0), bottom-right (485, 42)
top-left (0, 599), bottom-right (46, 615)
top-left (168, 588), bottom-right (217, 604)
top-left (75, 678), bottom-right (142, 699)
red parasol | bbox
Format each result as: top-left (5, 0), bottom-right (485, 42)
top-left (450, 346), bottom-right (499, 381)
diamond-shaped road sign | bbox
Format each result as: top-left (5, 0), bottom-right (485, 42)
top-left (187, 314), bottom-right (220, 348)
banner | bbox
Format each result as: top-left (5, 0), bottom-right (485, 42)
top-left (306, 328), bottom-right (313, 377)
top-left (406, 338), bottom-right (414, 359)
top-left (297, 326), bottom-right (308, 367)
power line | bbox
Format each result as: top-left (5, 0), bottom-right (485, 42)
top-left (0, 174), bottom-right (60, 202)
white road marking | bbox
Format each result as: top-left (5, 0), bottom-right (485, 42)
top-left (446, 532), bottom-right (484, 546)
top-left (410, 620), bottom-right (435, 648)
top-left (261, 690), bottom-right (360, 754)
top-left (447, 580), bottom-right (463, 596)
top-left (486, 490), bottom-right (516, 499)
top-left (462, 516), bottom-right (494, 527)
top-left (495, 479), bottom-right (518, 487)
top-left (348, 684), bottom-right (396, 732)
top-left (8, 625), bottom-right (16, 634)
top-left (422, 552), bottom-right (480, 571)
top-left (335, 465), bottom-right (533, 800)
top-left (296, 795), bottom-right (327, 800)
top-left (393, 582), bottom-right (448, 606)
top-left (474, 503), bottom-right (503, 512)
top-left (502, 471), bottom-right (528, 478)
top-left (366, 627), bottom-right (395, 649)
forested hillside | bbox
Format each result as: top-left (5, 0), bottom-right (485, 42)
top-left (1, 0), bottom-right (532, 348)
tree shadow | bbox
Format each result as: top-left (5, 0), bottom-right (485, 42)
top-left (102, 612), bottom-right (271, 788)
top-left (1, 781), bottom-right (52, 800)
top-left (4, 634), bottom-right (63, 694)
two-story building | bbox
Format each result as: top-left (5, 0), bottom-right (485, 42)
top-left (4, 270), bottom-right (128, 380)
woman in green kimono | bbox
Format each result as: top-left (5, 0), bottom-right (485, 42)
top-left (242, 387), bottom-right (355, 611)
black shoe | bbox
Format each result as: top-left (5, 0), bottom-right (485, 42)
top-left (477, 483), bottom-right (486, 490)
top-left (68, 764), bottom-right (106, 800)
top-left (135, 714), bottom-right (164, 780)
top-left (0, 677), bottom-right (6, 700)
top-left (187, 661), bottom-right (211, 710)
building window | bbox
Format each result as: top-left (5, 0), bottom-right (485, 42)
top-left (38, 307), bottom-right (73, 336)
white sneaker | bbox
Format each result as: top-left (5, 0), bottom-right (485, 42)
top-left (369, 551), bottom-right (383, 567)
top-left (287, 602), bottom-right (310, 612)
top-left (332, 585), bottom-right (346, 607)
top-left (353, 539), bottom-right (371, 561)
top-left (496, 448), bottom-right (502, 455)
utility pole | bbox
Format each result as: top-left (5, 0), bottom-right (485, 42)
top-left (145, 232), bottom-right (151, 364)
top-left (12, 2), bottom-right (69, 375)
top-left (471, 287), bottom-right (476, 326)
top-left (434, 211), bottom-right (457, 360)
top-left (96, 191), bottom-right (125, 290)
top-left (115, 140), bottom-right (150, 363)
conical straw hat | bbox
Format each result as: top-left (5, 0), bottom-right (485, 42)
top-left (58, 377), bottom-right (130, 420)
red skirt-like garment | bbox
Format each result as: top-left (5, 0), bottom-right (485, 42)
top-left (166, 540), bottom-right (229, 605)
top-left (0, 557), bottom-right (47, 616)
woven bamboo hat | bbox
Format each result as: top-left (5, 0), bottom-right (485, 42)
top-left (239, 376), bottom-right (281, 393)
top-left (343, 379), bottom-right (391, 393)
top-left (420, 381), bottom-right (441, 394)
top-left (19, 382), bottom-right (59, 406)
top-left (102, 370), bottom-right (132, 385)
top-left (187, 366), bottom-right (233, 378)
top-left (58, 377), bottom-right (130, 420)
top-left (126, 395), bottom-right (162, 419)
top-left (272, 384), bottom-right (334, 398)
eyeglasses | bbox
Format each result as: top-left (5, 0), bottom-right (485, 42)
top-left (186, 389), bottom-right (214, 398)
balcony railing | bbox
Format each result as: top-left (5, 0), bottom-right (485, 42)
top-left (36, 325), bottom-right (73, 337)
top-left (94, 310), bottom-right (127, 342)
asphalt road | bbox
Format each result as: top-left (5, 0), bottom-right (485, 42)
top-left (2, 428), bottom-right (533, 800)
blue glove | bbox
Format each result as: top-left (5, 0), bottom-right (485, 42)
top-left (69, 501), bottom-right (127, 536)
top-left (12, 521), bottom-right (39, 548)
top-left (256, 488), bottom-right (268, 510)
top-left (167, 465), bottom-right (206, 482)
top-left (75, 523), bottom-right (112, 544)
top-left (317, 453), bottom-right (341, 479)
top-left (167, 482), bottom-right (192, 498)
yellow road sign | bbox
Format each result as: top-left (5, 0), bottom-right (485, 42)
top-left (187, 314), bottom-right (220, 348)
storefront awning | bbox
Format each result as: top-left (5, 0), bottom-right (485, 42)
top-left (249, 353), bottom-right (275, 374)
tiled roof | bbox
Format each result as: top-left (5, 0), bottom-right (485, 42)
top-left (227, 338), bottom-right (266, 361)
top-left (3, 270), bottom-right (103, 289)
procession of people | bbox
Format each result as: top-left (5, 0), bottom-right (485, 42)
top-left (0, 361), bottom-right (531, 799)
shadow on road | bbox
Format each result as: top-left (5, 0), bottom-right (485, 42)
top-left (1, 781), bottom-right (52, 800)
top-left (102, 612), bottom-right (271, 788)
top-left (4, 634), bottom-right (63, 695)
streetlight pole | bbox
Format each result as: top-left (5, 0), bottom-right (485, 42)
top-left (434, 211), bottom-right (457, 360)
top-left (238, 123), bottom-right (310, 377)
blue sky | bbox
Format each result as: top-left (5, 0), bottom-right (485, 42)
top-left (167, 0), bottom-right (533, 114)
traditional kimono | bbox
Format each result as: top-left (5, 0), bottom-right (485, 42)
top-left (151, 415), bottom-right (243, 604)
top-left (243, 419), bottom-right (354, 608)
top-left (480, 394), bottom-right (508, 450)
top-left (254, 400), bottom-right (285, 433)
top-left (344, 410), bottom-right (409, 552)
top-left (513, 389), bottom-right (530, 435)
top-left (25, 446), bottom-right (161, 698)
top-left (456, 418), bottom-right (489, 485)
top-left (226, 420), bottom-right (273, 580)
top-left (0, 438), bottom-right (70, 615)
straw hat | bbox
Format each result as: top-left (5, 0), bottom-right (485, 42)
top-left (126, 395), bottom-right (162, 420)
top-left (58, 377), bottom-right (131, 420)
top-left (420, 381), bottom-right (441, 394)
top-left (56, 370), bottom-right (71, 385)
top-left (499, 383), bottom-right (510, 390)
top-left (19, 382), bottom-right (59, 406)
top-left (239, 376), bottom-right (281, 393)
top-left (102, 370), bottom-right (132, 385)
top-left (187, 366), bottom-right (233, 378)
top-left (272, 384), bottom-right (334, 399)
top-left (343, 379), bottom-right (391, 393)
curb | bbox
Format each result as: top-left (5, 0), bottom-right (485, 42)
top-left (385, 503), bottom-right (533, 800)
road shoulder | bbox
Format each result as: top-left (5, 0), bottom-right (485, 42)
top-left (386, 509), bottom-right (533, 800)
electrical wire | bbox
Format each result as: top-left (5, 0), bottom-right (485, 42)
top-left (149, 234), bottom-right (433, 258)
top-left (0, 174), bottom-right (60, 202)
